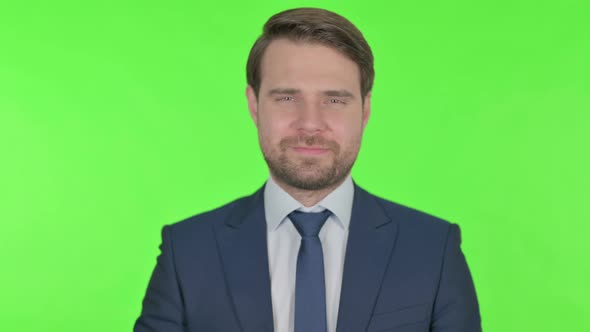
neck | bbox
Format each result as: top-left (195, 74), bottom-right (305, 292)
top-left (271, 174), bottom-right (349, 207)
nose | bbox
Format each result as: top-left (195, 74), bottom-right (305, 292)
top-left (293, 101), bottom-right (328, 133)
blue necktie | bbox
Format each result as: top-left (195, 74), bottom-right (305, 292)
top-left (288, 210), bottom-right (332, 332)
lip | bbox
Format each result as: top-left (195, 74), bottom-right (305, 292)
top-left (291, 146), bottom-right (330, 155)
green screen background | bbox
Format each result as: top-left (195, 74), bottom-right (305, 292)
top-left (1, 0), bottom-right (588, 330)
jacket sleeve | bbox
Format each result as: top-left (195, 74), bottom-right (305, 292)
top-left (431, 223), bottom-right (482, 331)
top-left (134, 225), bottom-right (186, 332)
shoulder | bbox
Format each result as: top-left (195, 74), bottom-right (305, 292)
top-left (358, 186), bottom-right (456, 238)
top-left (165, 187), bottom-right (261, 237)
top-left (358, 186), bottom-right (463, 265)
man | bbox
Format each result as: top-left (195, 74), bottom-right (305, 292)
top-left (134, 7), bottom-right (481, 332)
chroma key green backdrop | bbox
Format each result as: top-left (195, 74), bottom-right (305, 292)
top-left (1, 0), bottom-right (588, 331)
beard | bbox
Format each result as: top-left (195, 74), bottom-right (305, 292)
top-left (261, 134), bottom-right (360, 191)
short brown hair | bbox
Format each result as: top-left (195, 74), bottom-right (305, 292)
top-left (246, 7), bottom-right (374, 102)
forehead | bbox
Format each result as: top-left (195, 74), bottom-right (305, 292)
top-left (259, 38), bottom-right (361, 94)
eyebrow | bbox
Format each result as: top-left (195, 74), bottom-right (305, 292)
top-left (268, 88), bottom-right (301, 96)
top-left (322, 89), bottom-right (355, 98)
top-left (267, 88), bottom-right (355, 98)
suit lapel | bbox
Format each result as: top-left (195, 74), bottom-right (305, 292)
top-left (215, 187), bottom-right (274, 332)
top-left (336, 185), bottom-right (398, 332)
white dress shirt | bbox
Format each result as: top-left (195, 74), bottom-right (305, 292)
top-left (264, 175), bottom-right (354, 332)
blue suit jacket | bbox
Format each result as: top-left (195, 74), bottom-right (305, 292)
top-left (134, 184), bottom-right (481, 332)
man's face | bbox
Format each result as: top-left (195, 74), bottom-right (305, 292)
top-left (246, 38), bottom-right (371, 191)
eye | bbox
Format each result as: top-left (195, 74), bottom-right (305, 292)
top-left (327, 98), bottom-right (345, 104)
top-left (277, 96), bottom-right (295, 102)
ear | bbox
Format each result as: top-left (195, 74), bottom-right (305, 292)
top-left (361, 91), bottom-right (372, 129)
top-left (246, 85), bottom-right (259, 126)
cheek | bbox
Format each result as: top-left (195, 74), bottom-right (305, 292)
top-left (258, 112), bottom-right (292, 143)
top-left (330, 116), bottom-right (364, 141)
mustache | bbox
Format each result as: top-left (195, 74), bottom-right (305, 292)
top-left (279, 135), bottom-right (340, 152)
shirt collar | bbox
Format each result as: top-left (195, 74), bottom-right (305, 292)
top-left (263, 175), bottom-right (354, 232)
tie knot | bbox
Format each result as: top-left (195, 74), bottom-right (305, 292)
top-left (288, 210), bottom-right (331, 238)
